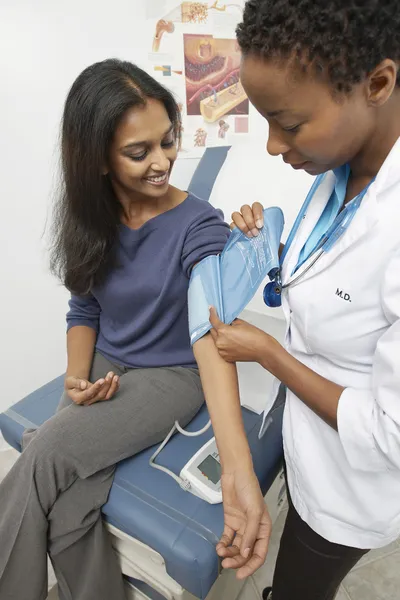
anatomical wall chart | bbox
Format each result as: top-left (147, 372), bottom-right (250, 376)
top-left (145, 1), bottom-right (248, 157)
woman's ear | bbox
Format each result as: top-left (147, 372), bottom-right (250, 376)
top-left (366, 59), bottom-right (398, 107)
top-left (102, 166), bottom-right (109, 176)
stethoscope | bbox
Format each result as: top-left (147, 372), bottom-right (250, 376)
top-left (263, 173), bottom-right (375, 308)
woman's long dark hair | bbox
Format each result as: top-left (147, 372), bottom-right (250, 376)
top-left (50, 59), bottom-right (182, 295)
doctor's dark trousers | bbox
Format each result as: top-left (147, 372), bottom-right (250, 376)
top-left (270, 475), bottom-right (370, 599)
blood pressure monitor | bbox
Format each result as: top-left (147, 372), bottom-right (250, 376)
top-left (180, 437), bottom-right (222, 504)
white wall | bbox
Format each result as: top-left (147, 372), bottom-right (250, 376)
top-left (0, 0), bottom-right (148, 410)
top-left (0, 0), bottom-right (312, 414)
top-left (0, 0), bottom-right (205, 412)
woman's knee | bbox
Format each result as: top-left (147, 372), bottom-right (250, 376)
top-left (25, 406), bottom-right (80, 462)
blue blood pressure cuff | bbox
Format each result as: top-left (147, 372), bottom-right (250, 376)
top-left (188, 207), bottom-right (284, 345)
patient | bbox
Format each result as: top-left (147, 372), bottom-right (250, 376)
top-left (0, 59), bottom-right (267, 599)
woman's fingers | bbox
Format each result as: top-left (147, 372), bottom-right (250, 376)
top-left (240, 505), bottom-right (264, 558)
top-left (221, 552), bottom-right (249, 570)
top-left (100, 372), bottom-right (115, 398)
top-left (80, 379), bottom-right (106, 406)
top-left (236, 525), bottom-right (271, 579)
top-left (235, 546), bottom-right (268, 580)
top-left (216, 524), bottom-right (236, 555)
top-left (74, 379), bottom-right (105, 405)
top-left (86, 372), bottom-right (120, 404)
top-left (236, 506), bottom-right (271, 577)
top-left (217, 532), bottom-right (242, 559)
top-left (65, 376), bottom-right (87, 391)
top-left (68, 371), bottom-right (120, 406)
top-left (217, 545), bottom-right (241, 559)
top-left (66, 374), bottom-right (119, 406)
top-left (86, 374), bottom-right (111, 404)
top-left (105, 375), bottom-right (120, 400)
top-left (217, 524), bottom-right (243, 562)
top-left (220, 512), bottom-right (270, 575)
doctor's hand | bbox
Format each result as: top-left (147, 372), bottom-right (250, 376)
top-left (209, 307), bottom-right (272, 364)
top-left (218, 466), bottom-right (271, 579)
top-left (65, 372), bottom-right (120, 406)
top-left (231, 202), bottom-right (265, 238)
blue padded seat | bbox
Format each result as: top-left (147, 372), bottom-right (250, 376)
top-left (0, 376), bottom-right (283, 599)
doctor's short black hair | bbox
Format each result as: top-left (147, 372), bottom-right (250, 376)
top-left (236, 0), bottom-right (400, 94)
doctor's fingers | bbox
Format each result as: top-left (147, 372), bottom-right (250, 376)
top-left (240, 204), bottom-right (260, 237)
top-left (231, 210), bottom-right (258, 238)
top-left (231, 211), bottom-right (251, 236)
top-left (251, 202), bottom-right (264, 229)
top-left (231, 203), bottom-right (264, 236)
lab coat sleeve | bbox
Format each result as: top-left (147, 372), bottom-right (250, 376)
top-left (337, 248), bottom-right (400, 472)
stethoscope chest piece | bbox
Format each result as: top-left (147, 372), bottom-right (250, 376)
top-left (264, 269), bottom-right (283, 308)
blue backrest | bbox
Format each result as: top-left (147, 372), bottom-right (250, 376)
top-left (188, 146), bottom-right (230, 201)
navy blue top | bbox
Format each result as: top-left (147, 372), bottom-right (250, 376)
top-left (66, 194), bottom-right (230, 368)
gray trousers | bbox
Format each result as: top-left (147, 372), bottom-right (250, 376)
top-left (0, 352), bottom-right (204, 600)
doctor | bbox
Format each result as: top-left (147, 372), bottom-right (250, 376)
top-left (206, 1), bottom-right (400, 599)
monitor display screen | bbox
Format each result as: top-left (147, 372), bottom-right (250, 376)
top-left (197, 454), bottom-right (221, 485)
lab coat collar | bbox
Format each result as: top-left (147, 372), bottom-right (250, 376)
top-left (284, 184), bottom-right (379, 287)
top-left (282, 136), bottom-right (400, 286)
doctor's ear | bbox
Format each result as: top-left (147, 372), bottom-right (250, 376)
top-left (366, 59), bottom-right (398, 107)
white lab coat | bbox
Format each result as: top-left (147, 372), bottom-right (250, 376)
top-left (269, 136), bottom-right (400, 549)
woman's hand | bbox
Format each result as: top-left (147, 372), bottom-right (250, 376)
top-left (231, 202), bottom-right (265, 237)
top-left (209, 308), bottom-right (275, 364)
top-left (217, 466), bottom-right (271, 579)
top-left (65, 371), bottom-right (120, 406)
